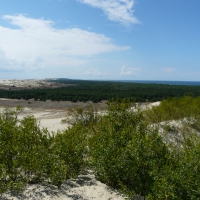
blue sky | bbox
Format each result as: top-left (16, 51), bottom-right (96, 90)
top-left (0, 0), bottom-right (200, 81)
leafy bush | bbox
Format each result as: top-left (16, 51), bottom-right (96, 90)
top-left (0, 107), bottom-right (27, 194)
top-left (89, 97), bottom-right (200, 199)
top-left (66, 103), bottom-right (99, 126)
top-left (53, 125), bottom-right (87, 180)
top-left (144, 96), bottom-right (200, 123)
top-left (0, 107), bottom-right (86, 194)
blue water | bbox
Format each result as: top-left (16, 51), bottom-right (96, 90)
top-left (119, 80), bottom-right (200, 86)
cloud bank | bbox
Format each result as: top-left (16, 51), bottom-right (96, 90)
top-left (162, 68), bottom-right (175, 73)
top-left (78, 0), bottom-right (139, 26)
top-left (0, 14), bottom-right (130, 71)
top-left (120, 65), bottom-right (140, 75)
top-left (84, 68), bottom-right (107, 76)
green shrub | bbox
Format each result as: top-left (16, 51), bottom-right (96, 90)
top-left (0, 107), bottom-right (87, 194)
top-left (1, 97), bottom-right (200, 199)
top-left (144, 96), bottom-right (200, 124)
top-left (53, 125), bottom-right (87, 179)
top-left (89, 97), bottom-right (200, 200)
top-left (89, 98), bottom-right (171, 199)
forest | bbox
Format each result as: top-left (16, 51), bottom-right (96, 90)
top-left (0, 79), bottom-right (200, 102)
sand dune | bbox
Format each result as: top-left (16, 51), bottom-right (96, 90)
top-left (3, 171), bottom-right (125, 200)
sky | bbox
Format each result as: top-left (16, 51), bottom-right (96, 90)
top-left (0, 0), bottom-right (200, 81)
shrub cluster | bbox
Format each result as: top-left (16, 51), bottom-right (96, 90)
top-left (144, 96), bottom-right (200, 123)
top-left (0, 107), bottom-right (86, 195)
top-left (88, 98), bottom-right (200, 199)
top-left (1, 97), bottom-right (200, 200)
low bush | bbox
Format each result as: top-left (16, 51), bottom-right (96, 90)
top-left (144, 96), bottom-right (200, 124)
top-left (89, 97), bottom-right (200, 199)
top-left (89, 99), bottom-right (172, 199)
top-left (0, 107), bottom-right (86, 194)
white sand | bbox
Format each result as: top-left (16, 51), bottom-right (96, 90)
top-left (0, 106), bottom-right (70, 133)
top-left (0, 79), bottom-right (54, 88)
top-left (3, 171), bottom-right (125, 200)
top-left (141, 101), bottom-right (160, 110)
top-left (19, 108), bottom-right (70, 133)
top-left (130, 101), bottom-right (160, 112)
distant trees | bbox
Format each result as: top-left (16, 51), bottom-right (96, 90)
top-left (0, 80), bottom-right (200, 102)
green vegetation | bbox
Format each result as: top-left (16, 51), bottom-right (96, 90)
top-left (87, 97), bottom-right (200, 199)
top-left (1, 79), bottom-right (200, 102)
top-left (0, 107), bottom-right (86, 195)
top-left (1, 96), bottom-right (200, 199)
top-left (144, 96), bottom-right (200, 123)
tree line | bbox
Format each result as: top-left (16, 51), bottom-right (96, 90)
top-left (0, 79), bottom-right (200, 102)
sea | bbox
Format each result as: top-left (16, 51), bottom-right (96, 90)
top-left (119, 80), bottom-right (200, 86)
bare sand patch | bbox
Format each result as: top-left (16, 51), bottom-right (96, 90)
top-left (3, 171), bottom-right (125, 200)
top-left (0, 79), bottom-right (71, 90)
top-left (0, 97), bottom-right (106, 133)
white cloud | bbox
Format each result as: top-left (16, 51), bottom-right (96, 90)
top-left (84, 68), bottom-right (107, 76)
top-left (0, 14), bottom-right (130, 71)
top-left (120, 65), bottom-right (140, 75)
top-left (78, 0), bottom-right (139, 26)
top-left (162, 68), bottom-right (175, 73)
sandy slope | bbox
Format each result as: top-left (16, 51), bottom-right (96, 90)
top-left (0, 106), bottom-right (69, 133)
top-left (3, 171), bottom-right (125, 200)
top-left (0, 79), bottom-right (70, 90)
top-left (0, 97), bottom-right (106, 132)
top-left (18, 107), bottom-right (70, 133)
